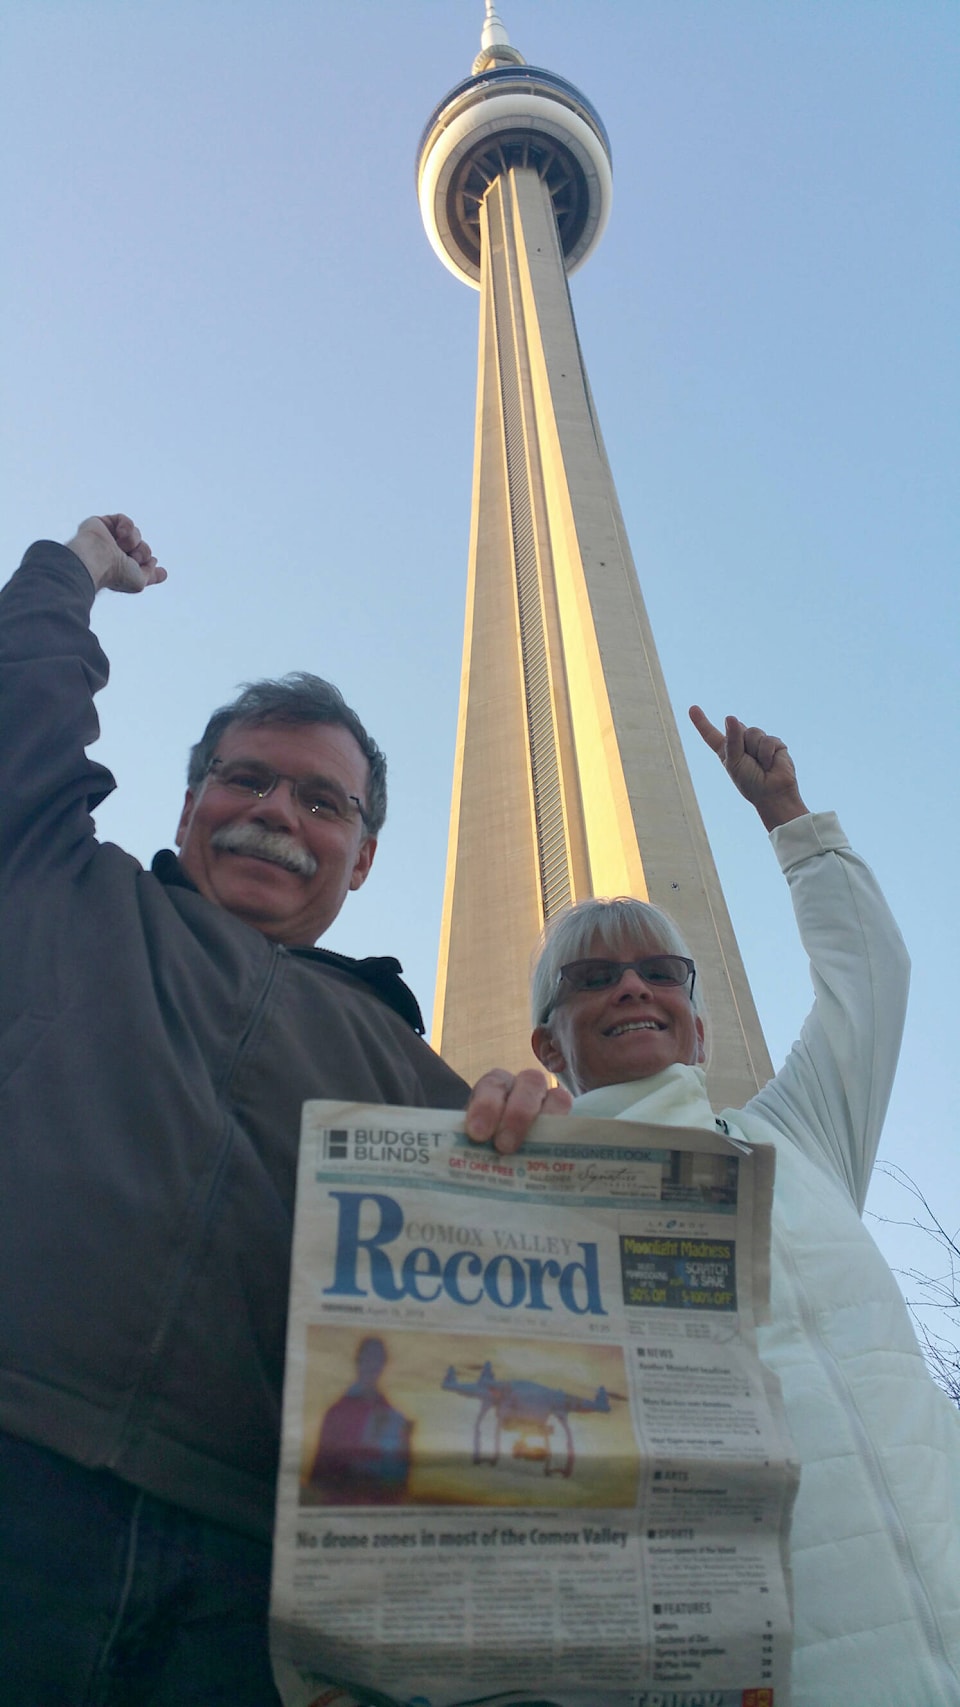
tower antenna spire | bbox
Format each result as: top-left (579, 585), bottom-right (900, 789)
top-left (473, 0), bottom-right (524, 72)
top-left (481, 1), bottom-right (510, 51)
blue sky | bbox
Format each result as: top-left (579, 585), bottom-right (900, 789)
top-left (2, 1), bottom-right (957, 1313)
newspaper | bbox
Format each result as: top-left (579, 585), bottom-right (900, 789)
top-left (270, 1102), bottom-right (798, 1707)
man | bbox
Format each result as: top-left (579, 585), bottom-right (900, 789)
top-left (529, 710), bottom-right (960, 1707)
top-left (0, 514), bottom-right (564, 1704)
top-left (309, 1336), bottom-right (412, 1506)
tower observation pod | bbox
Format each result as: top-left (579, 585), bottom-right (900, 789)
top-left (418, 6), bottom-right (772, 1109)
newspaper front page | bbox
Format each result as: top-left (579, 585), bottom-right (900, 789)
top-left (271, 1102), bottom-right (798, 1707)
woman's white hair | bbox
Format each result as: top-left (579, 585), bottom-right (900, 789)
top-left (531, 896), bottom-right (706, 1034)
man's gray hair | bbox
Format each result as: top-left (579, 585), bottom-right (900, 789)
top-left (187, 673), bottom-right (387, 835)
top-left (531, 896), bottom-right (705, 1028)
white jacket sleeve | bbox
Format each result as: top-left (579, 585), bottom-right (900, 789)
top-left (744, 811), bottom-right (910, 1212)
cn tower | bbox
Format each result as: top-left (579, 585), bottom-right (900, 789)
top-left (418, 5), bottom-right (772, 1110)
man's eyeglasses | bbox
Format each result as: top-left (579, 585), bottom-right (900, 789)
top-left (541, 954), bottom-right (696, 1022)
top-left (206, 758), bottom-right (369, 828)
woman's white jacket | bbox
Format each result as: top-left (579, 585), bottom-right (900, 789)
top-left (572, 812), bottom-right (960, 1706)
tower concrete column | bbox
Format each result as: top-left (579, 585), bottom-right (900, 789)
top-left (419, 18), bottom-right (772, 1109)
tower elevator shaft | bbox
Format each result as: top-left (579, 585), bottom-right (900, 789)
top-left (432, 164), bottom-right (772, 1110)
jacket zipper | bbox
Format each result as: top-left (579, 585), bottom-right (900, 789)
top-left (216, 942), bottom-right (285, 1097)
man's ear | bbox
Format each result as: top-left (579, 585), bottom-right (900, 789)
top-left (532, 1024), bottom-right (567, 1078)
top-left (694, 1014), bottom-right (706, 1065)
top-left (175, 789), bottom-right (195, 850)
top-left (348, 836), bottom-right (377, 892)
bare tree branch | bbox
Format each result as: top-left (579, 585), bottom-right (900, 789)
top-left (868, 1162), bottom-right (960, 1407)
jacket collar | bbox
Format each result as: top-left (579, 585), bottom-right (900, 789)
top-left (572, 1062), bottom-right (717, 1131)
top-left (150, 849), bottom-right (426, 1035)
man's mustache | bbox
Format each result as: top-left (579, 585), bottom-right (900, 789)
top-left (210, 823), bottom-right (318, 878)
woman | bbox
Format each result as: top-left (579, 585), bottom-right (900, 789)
top-left (530, 707), bottom-right (960, 1707)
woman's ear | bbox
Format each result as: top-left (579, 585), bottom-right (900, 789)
top-left (532, 1025), bottom-right (567, 1078)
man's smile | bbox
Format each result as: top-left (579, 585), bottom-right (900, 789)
top-left (210, 823), bottom-right (318, 878)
